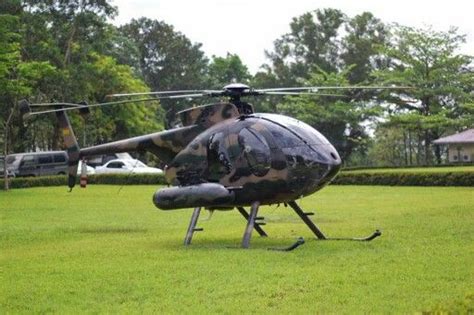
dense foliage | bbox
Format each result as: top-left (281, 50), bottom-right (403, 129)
top-left (372, 26), bottom-right (474, 165)
top-left (257, 10), bottom-right (473, 165)
top-left (1, 1), bottom-right (473, 174)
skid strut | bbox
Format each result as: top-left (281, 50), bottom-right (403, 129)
top-left (288, 201), bottom-right (381, 241)
top-left (289, 201), bottom-right (326, 239)
top-left (241, 201), bottom-right (260, 248)
top-left (237, 206), bottom-right (268, 237)
top-left (184, 207), bottom-right (203, 245)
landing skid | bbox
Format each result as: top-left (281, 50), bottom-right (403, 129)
top-left (183, 202), bottom-right (268, 246)
top-left (288, 201), bottom-right (382, 242)
top-left (183, 200), bottom-right (381, 248)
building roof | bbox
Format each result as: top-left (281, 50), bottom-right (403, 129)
top-left (433, 129), bottom-right (474, 144)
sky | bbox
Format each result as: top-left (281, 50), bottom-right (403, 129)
top-left (111, 0), bottom-right (474, 74)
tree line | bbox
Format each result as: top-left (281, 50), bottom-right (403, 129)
top-left (1, 1), bottom-right (473, 167)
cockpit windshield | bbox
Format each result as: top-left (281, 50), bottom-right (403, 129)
top-left (255, 113), bottom-right (330, 146)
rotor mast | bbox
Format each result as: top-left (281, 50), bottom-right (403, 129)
top-left (220, 83), bottom-right (258, 114)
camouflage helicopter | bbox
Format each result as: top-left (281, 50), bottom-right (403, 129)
top-left (20, 83), bottom-right (393, 249)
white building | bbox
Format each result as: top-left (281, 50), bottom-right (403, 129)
top-left (433, 129), bottom-right (474, 163)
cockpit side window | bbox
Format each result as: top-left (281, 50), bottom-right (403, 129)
top-left (238, 128), bottom-right (271, 176)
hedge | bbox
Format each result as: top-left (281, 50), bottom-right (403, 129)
top-left (342, 163), bottom-right (473, 171)
top-left (0, 173), bottom-right (167, 189)
top-left (332, 171), bottom-right (474, 186)
top-left (1, 171), bottom-right (472, 189)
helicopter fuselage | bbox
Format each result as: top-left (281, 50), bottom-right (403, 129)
top-left (155, 111), bottom-right (341, 209)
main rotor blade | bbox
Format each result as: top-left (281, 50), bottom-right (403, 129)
top-left (263, 91), bottom-right (348, 97)
top-left (107, 90), bottom-right (220, 98)
top-left (30, 102), bottom-right (86, 108)
top-left (259, 86), bottom-right (412, 92)
top-left (26, 92), bottom-right (216, 117)
top-left (166, 93), bottom-right (208, 99)
top-left (26, 98), bottom-right (160, 116)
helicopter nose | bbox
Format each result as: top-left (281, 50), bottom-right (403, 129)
top-left (313, 143), bottom-right (341, 166)
top-left (327, 148), bottom-right (342, 166)
top-left (324, 146), bottom-right (341, 176)
top-left (313, 144), bottom-right (342, 184)
top-left (326, 158), bottom-right (341, 179)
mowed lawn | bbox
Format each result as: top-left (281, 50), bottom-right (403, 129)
top-left (1, 185), bottom-right (473, 313)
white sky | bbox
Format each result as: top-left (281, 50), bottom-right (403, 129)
top-left (111, 0), bottom-right (474, 74)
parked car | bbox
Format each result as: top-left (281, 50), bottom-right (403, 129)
top-left (95, 159), bottom-right (163, 175)
top-left (77, 160), bottom-right (96, 175)
top-left (7, 151), bottom-right (69, 177)
top-left (85, 152), bottom-right (134, 168)
top-left (5, 151), bottom-right (95, 177)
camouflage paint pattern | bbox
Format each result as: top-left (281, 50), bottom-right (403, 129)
top-left (178, 102), bottom-right (239, 127)
top-left (162, 112), bottom-right (341, 209)
top-left (73, 103), bottom-right (238, 161)
top-left (58, 101), bottom-right (342, 208)
top-left (56, 110), bottom-right (80, 188)
top-left (79, 124), bottom-right (200, 164)
top-left (79, 103), bottom-right (240, 164)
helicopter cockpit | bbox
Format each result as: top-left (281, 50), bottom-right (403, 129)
top-left (199, 112), bottom-right (341, 188)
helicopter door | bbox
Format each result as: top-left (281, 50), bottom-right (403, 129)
top-left (238, 127), bottom-right (271, 177)
top-left (207, 132), bottom-right (232, 182)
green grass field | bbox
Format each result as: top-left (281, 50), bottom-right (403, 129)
top-left (1, 185), bottom-right (473, 313)
top-left (342, 165), bottom-right (474, 173)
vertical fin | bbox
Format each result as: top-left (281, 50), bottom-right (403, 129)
top-left (56, 110), bottom-right (80, 190)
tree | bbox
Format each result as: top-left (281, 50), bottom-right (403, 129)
top-left (374, 26), bottom-right (474, 164)
top-left (67, 53), bottom-right (163, 145)
top-left (16, 0), bottom-right (122, 150)
top-left (263, 8), bottom-right (345, 86)
top-left (118, 18), bottom-right (208, 91)
top-left (366, 122), bottom-right (437, 167)
top-left (256, 10), bottom-right (389, 160)
top-left (117, 18), bottom-right (209, 126)
top-left (1, 1), bottom-right (163, 156)
top-left (207, 53), bottom-right (251, 88)
top-left (260, 10), bottom-right (389, 86)
top-left (277, 68), bottom-right (380, 160)
top-left (341, 12), bottom-right (389, 84)
top-left (0, 0), bottom-right (56, 189)
top-left (22, 0), bottom-right (118, 69)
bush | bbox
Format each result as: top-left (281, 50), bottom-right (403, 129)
top-left (1, 171), bottom-right (472, 189)
top-left (87, 173), bottom-right (167, 185)
top-left (342, 163), bottom-right (473, 171)
top-left (332, 172), bottom-right (474, 186)
top-left (0, 173), bottom-right (167, 189)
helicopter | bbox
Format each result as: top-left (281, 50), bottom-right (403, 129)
top-left (19, 83), bottom-right (398, 248)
